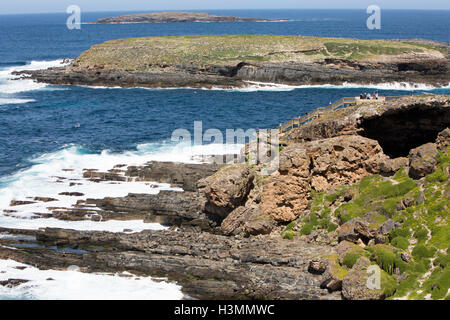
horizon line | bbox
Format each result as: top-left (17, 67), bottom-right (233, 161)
top-left (1, 8), bottom-right (450, 15)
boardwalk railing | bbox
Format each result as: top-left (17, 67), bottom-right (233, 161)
top-left (278, 95), bottom-right (404, 141)
top-left (278, 97), bottom-right (357, 137)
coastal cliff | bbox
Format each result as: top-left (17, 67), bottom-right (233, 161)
top-left (1, 95), bottom-right (448, 300)
top-left (17, 35), bottom-right (450, 88)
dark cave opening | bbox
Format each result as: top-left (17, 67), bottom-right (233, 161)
top-left (359, 105), bottom-right (450, 158)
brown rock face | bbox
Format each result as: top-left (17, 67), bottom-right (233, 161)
top-left (307, 135), bottom-right (387, 192)
top-left (320, 257), bottom-right (347, 292)
top-left (408, 142), bottom-right (440, 179)
top-left (220, 206), bottom-right (274, 236)
top-left (379, 157), bottom-right (409, 175)
top-left (198, 164), bottom-right (255, 219)
top-left (289, 118), bottom-right (358, 142)
top-left (287, 95), bottom-right (450, 158)
top-left (261, 173), bottom-right (311, 223)
top-left (436, 128), bottom-right (450, 151)
top-left (337, 218), bottom-right (378, 244)
top-left (308, 258), bottom-right (329, 274)
top-left (260, 135), bottom-right (388, 222)
top-left (259, 147), bottom-right (310, 222)
top-left (251, 96), bottom-right (449, 225)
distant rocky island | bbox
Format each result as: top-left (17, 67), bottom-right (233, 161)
top-left (96, 11), bottom-right (277, 24)
top-left (16, 35), bottom-right (450, 89)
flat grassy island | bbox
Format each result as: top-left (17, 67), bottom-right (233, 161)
top-left (21, 35), bottom-right (450, 88)
top-left (72, 35), bottom-right (447, 71)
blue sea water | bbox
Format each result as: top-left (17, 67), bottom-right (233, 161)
top-left (0, 8), bottom-right (449, 300)
top-left (0, 9), bottom-right (449, 178)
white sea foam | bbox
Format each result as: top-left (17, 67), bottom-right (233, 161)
top-left (0, 141), bottom-right (243, 299)
top-left (236, 81), bottom-right (450, 92)
top-left (76, 80), bottom-right (450, 93)
top-left (0, 259), bottom-right (184, 300)
top-left (255, 19), bottom-right (292, 23)
top-left (0, 142), bottom-right (240, 299)
top-left (0, 60), bottom-right (67, 94)
top-left (0, 142), bottom-right (243, 230)
top-left (0, 216), bottom-right (166, 232)
top-left (0, 98), bottom-right (35, 105)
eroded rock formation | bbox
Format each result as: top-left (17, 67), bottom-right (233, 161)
top-left (1, 95), bottom-right (448, 300)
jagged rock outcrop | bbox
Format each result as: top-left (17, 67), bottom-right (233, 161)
top-left (436, 127), bottom-right (450, 151)
top-left (320, 257), bottom-right (347, 292)
top-left (289, 96), bottom-right (450, 156)
top-left (222, 97), bottom-right (449, 229)
top-left (260, 135), bottom-right (389, 222)
top-left (86, 191), bottom-right (220, 230)
top-left (29, 161), bottom-right (226, 230)
top-left (337, 218), bottom-right (378, 244)
top-left (408, 143), bottom-right (440, 179)
top-left (220, 206), bottom-right (274, 236)
top-left (198, 164), bottom-right (255, 219)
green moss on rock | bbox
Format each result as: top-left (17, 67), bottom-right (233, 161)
top-left (391, 236), bottom-right (410, 250)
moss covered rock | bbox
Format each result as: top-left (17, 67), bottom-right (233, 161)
top-left (317, 254), bottom-right (348, 292)
top-left (342, 257), bottom-right (397, 300)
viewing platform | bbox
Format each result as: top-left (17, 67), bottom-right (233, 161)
top-left (278, 95), bottom-right (403, 143)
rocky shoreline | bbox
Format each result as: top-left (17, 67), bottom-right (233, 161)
top-left (17, 56), bottom-right (450, 89)
top-left (1, 95), bottom-right (449, 299)
top-left (15, 36), bottom-right (450, 89)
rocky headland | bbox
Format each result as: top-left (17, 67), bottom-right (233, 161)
top-left (96, 12), bottom-right (276, 24)
top-left (15, 35), bottom-right (450, 89)
top-left (1, 95), bottom-right (449, 300)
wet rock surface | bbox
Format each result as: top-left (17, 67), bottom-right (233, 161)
top-left (0, 227), bottom-right (340, 300)
top-left (86, 191), bottom-right (221, 231)
top-left (126, 161), bottom-right (223, 192)
top-left (0, 279), bottom-right (29, 288)
top-left (15, 161), bottom-right (227, 228)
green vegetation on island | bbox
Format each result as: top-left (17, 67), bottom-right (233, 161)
top-left (72, 35), bottom-right (446, 71)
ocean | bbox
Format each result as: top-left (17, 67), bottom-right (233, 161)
top-left (0, 9), bottom-right (449, 299)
